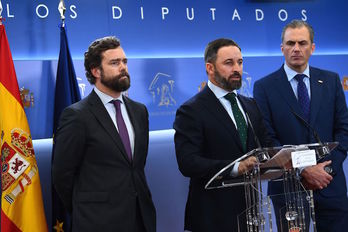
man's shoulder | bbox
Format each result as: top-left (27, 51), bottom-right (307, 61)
top-left (123, 95), bottom-right (147, 110)
top-left (238, 93), bottom-right (254, 103)
top-left (63, 96), bottom-right (86, 111)
top-left (238, 94), bottom-right (259, 111)
top-left (59, 98), bottom-right (89, 122)
top-left (61, 91), bottom-right (100, 119)
top-left (256, 67), bottom-right (283, 84)
top-left (310, 66), bottom-right (338, 78)
top-left (181, 86), bottom-right (211, 108)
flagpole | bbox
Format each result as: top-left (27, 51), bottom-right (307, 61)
top-left (52, 2), bottom-right (81, 230)
top-left (58, 0), bottom-right (66, 27)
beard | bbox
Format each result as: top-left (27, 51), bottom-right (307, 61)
top-left (213, 69), bottom-right (242, 92)
top-left (100, 70), bottom-right (131, 92)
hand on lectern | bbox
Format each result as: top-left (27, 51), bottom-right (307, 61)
top-left (301, 160), bottom-right (333, 190)
top-left (238, 156), bottom-right (257, 175)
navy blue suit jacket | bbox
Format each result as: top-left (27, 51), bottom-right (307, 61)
top-left (174, 86), bottom-right (271, 232)
top-left (253, 65), bottom-right (348, 208)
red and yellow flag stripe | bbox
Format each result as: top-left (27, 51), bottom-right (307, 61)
top-left (0, 24), bottom-right (48, 232)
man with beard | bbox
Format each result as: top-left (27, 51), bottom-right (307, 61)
top-left (52, 36), bottom-right (156, 232)
top-left (173, 38), bottom-right (271, 232)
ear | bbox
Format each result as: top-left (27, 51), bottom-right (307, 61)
top-left (311, 42), bottom-right (315, 55)
top-left (206, 62), bottom-right (214, 75)
top-left (91, 67), bottom-right (101, 79)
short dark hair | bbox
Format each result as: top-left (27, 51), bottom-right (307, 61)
top-left (281, 19), bottom-right (314, 44)
top-left (84, 36), bottom-right (121, 84)
top-left (204, 38), bottom-right (241, 64)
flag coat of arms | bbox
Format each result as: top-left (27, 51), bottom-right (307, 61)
top-left (0, 23), bottom-right (48, 232)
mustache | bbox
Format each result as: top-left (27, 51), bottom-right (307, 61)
top-left (116, 71), bottom-right (130, 79)
top-left (229, 72), bottom-right (242, 79)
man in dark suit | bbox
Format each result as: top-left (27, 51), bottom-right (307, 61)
top-left (253, 20), bottom-right (348, 231)
top-left (52, 36), bottom-right (156, 232)
top-left (173, 38), bottom-right (271, 232)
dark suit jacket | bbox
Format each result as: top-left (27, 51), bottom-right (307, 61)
top-left (173, 86), bottom-right (271, 232)
top-left (253, 65), bottom-right (348, 209)
top-left (52, 90), bottom-right (156, 232)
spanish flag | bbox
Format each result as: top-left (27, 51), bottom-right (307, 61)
top-left (0, 23), bottom-right (48, 231)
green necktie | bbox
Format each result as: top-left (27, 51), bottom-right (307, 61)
top-left (224, 93), bottom-right (247, 152)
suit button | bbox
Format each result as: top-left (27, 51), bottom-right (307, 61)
top-left (133, 191), bottom-right (138, 196)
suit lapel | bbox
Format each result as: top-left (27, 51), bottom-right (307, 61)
top-left (275, 67), bottom-right (304, 117)
top-left (309, 67), bottom-right (324, 126)
top-left (87, 91), bottom-right (131, 164)
top-left (123, 96), bottom-right (140, 162)
top-left (200, 87), bottom-right (244, 151)
top-left (237, 96), bottom-right (258, 151)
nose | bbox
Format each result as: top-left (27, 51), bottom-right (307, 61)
top-left (293, 42), bottom-right (300, 51)
top-left (232, 62), bottom-right (242, 72)
top-left (119, 62), bottom-right (127, 71)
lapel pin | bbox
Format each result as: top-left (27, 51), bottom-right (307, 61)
top-left (318, 80), bottom-right (323, 84)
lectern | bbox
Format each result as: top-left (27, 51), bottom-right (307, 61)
top-left (205, 142), bottom-right (338, 232)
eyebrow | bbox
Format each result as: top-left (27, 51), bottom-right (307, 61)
top-left (286, 39), bottom-right (308, 43)
top-left (224, 58), bottom-right (243, 62)
top-left (108, 58), bottom-right (127, 62)
top-left (225, 57), bottom-right (243, 61)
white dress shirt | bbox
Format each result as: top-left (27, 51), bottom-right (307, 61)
top-left (94, 87), bottom-right (135, 156)
top-left (284, 63), bottom-right (311, 100)
top-left (207, 81), bottom-right (248, 127)
top-left (207, 81), bottom-right (248, 176)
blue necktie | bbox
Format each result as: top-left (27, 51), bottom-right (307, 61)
top-left (294, 74), bottom-right (310, 122)
top-left (224, 93), bottom-right (247, 152)
top-left (112, 100), bottom-right (132, 161)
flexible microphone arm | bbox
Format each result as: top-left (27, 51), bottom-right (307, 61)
top-left (290, 109), bottom-right (322, 144)
top-left (244, 111), bottom-right (270, 163)
top-left (290, 109), bottom-right (334, 175)
top-left (245, 111), bottom-right (262, 149)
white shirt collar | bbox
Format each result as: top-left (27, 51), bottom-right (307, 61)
top-left (207, 80), bottom-right (238, 99)
top-left (284, 63), bottom-right (310, 82)
top-left (94, 87), bottom-right (123, 105)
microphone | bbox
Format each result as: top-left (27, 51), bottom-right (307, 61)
top-left (290, 109), bottom-right (322, 144)
top-left (290, 109), bottom-right (335, 176)
top-left (245, 112), bottom-right (262, 149)
top-left (244, 111), bottom-right (269, 162)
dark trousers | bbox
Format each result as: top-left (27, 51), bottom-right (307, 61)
top-left (315, 209), bottom-right (348, 232)
top-left (136, 199), bottom-right (147, 232)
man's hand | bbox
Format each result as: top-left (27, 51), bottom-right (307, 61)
top-left (238, 156), bottom-right (257, 175)
top-left (301, 160), bottom-right (333, 190)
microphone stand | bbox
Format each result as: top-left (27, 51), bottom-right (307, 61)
top-left (290, 109), bottom-right (334, 175)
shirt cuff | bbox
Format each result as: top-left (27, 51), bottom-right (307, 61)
top-left (230, 162), bottom-right (240, 177)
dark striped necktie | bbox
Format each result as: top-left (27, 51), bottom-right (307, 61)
top-left (294, 74), bottom-right (310, 122)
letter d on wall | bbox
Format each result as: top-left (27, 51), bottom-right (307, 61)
top-left (112, 6), bottom-right (122, 19)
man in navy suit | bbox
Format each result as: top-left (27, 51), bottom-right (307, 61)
top-left (174, 38), bottom-right (272, 232)
top-left (253, 20), bottom-right (348, 231)
top-left (52, 36), bottom-right (156, 232)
